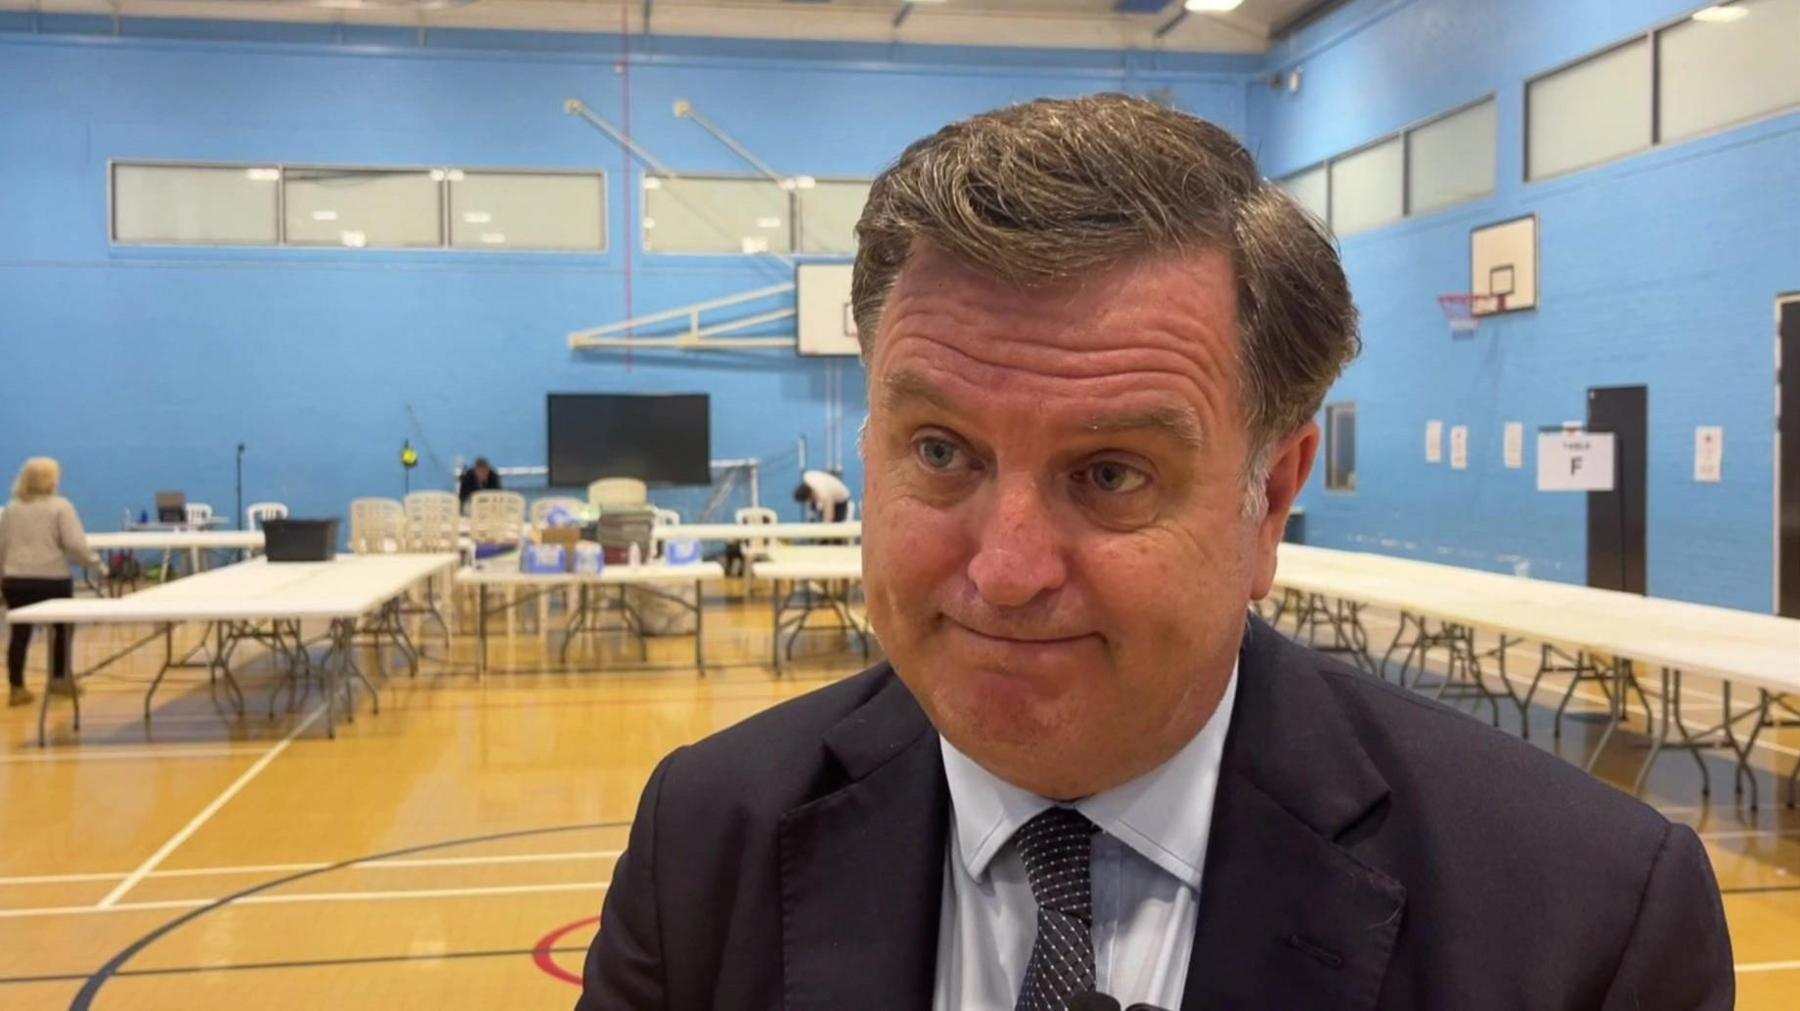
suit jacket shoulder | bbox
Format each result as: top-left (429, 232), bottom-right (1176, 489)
top-left (1198, 621), bottom-right (1732, 1010)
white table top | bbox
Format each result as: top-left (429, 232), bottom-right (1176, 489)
top-left (455, 562), bottom-right (727, 586)
top-left (652, 522), bottom-right (860, 542)
top-left (1272, 544), bottom-right (1800, 694)
top-left (753, 545), bottom-right (864, 581)
top-left (90, 531), bottom-right (266, 551)
top-left (7, 554), bottom-right (457, 625)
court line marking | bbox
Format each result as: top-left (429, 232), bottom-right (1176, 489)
top-left (0, 746), bottom-right (267, 764)
top-left (0, 879), bottom-right (610, 920)
top-left (1735, 959), bottom-right (1800, 973)
top-left (1697, 828), bottom-right (1800, 840)
top-left (94, 704), bottom-right (324, 909)
top-left (71, 820), bottom-right (622, 1009)
top-left (0, 945), bottom-right (593, 987)
top-left (0, 848), bottom-right (623, 887)
top-left (1720, 883), bottom-right (1800, 895)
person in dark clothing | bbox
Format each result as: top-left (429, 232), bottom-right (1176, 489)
top-left (458, 457), bottom-right (502, 507)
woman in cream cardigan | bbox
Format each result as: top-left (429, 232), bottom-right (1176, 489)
top-left (0, 458), bottom-right (100, 706)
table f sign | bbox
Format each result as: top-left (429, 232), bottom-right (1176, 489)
top-left (1537, 427), bottom-right (1616, 492)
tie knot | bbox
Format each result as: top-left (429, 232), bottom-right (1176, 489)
top-left (1013, 807), bottom-right (1097, 918)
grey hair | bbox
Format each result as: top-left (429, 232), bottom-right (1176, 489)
top-left (852, 93), bottom-right (1359, 518)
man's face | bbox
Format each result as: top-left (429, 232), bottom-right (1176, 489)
top-left (474, 464), bottom-right (490, 481)
top-left (861, 247), bottom-right (1314, 799)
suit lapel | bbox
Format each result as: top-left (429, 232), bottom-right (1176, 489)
top-left (1181, 618), bottom-right (1405, 1011)
top-left (779, 669), bottom-right (949, 1011)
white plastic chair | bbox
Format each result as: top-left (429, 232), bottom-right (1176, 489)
top-left (349, 498), bottom-right (407, 554)
top-left (587, 477), bottom-right (648, 511)
top-left (184, 502), bottom-right (214, 528)
top-left (469, 490), bottom-right (528, 545)
top-left (401, 491), bottom-right (459, 639)
top-left (403, 491), bottom-right (460, 553)
top-left (244, 502), bottom-right (288, 532)
top-left (470, 490), bottom-right (528, 632)
top-left (735, 506), bottom-right (779, 560)
top-left (650, 508), bottom-right (682, 559)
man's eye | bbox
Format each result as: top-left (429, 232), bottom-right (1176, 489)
top-left (916, 438), bottom-right (962, 471)
top-left (1081, 461), bottom-right (1149, 494)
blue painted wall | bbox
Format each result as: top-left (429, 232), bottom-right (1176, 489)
top-left (2, 4), bottom-right (1793, 612)
top-left (1256, 0), bottom-right (1798, 612)
top-left (0, 16), bottom-right (1250, 527)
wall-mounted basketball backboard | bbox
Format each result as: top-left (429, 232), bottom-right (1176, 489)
top-left (796, 262), bottom-right (859, 357)
top-left (1471, 214), bottom-right (1538, 315)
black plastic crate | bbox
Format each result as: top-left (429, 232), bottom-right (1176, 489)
top-left (263, 518), bottom-right (340, 563)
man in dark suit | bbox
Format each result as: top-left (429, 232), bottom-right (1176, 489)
top-left (457, 457), bottom-right (501, 508)
top-left (579, 95), bottom-right (1731, 1010)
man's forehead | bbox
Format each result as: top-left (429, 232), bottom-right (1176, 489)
top-left (877, 367), bottom-right (1206, 447)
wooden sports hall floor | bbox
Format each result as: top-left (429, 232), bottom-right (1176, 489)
top-left (2, 585), bottom-right (1797, 1009)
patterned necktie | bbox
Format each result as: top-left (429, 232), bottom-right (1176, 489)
top-left (1013, 807), bottom-right (1100, 1011)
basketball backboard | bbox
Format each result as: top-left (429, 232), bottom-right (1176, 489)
top-left (796, 262), bottom-right (859, 357)
top-left (1471, 214), bottom-right (1538, 315)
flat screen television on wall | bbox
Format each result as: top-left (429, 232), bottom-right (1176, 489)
top-left (546, 393), bottom-right (712, 488)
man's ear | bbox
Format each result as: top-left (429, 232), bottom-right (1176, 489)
top-left (1250, 421), bottom-right (1319, 601)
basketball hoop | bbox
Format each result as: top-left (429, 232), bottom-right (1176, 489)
top-left (1438, 293), bottom-right (1506, 337)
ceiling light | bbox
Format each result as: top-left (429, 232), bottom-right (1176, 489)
top-left (446, 169), bottom-right (465, 181)
top-left (480, 232), bottom-right (507, 245)
top-left (244, 167), bottom-right (279, 182)
top-left (462, 211), bottom-right (492, 224)
top-left (1691, 4), bottom-right (1747, 22)
top-left (755, 216), bottom-right (783, 229)
top-left (643, 177), bottom-right (662, 190)
top-left (1184, 0), bottom-right (1245, 11)
top-left (429, 169), bottom-right (446, 182)
top-left (793, 175), bottom-right (817, 189)
top-left (311, 210), bottom-right (338, 222)
top-left (340, 230), bottom-right (367, 248)
top-left (643, 218), bottom-right (656, 230)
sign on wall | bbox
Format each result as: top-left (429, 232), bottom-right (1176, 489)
top-left (1504, 422), bottom-right (1524, 469)
top-left (1450, 426), bottom-right (1469, 470)
top-left (1694, 426), bottom-right (1724, 483)
top-left (1537, 429), bottom-right (1615, 492)
top-left (1425, 420), bottom-right (1444, 463)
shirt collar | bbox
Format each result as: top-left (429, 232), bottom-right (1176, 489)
top-left (940, 660), bottom-right (1240, 892)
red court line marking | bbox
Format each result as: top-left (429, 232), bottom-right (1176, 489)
top-left (533, 915), bottom-right (600, 986)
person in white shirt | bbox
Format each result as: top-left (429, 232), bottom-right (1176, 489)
top-left (0, 457), bottom-right (100, 706)
top-left (793, 468), bottom-right (852, 522)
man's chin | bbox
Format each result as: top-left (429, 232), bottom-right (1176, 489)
top-left (929, 674), bottom-right (1067, 754)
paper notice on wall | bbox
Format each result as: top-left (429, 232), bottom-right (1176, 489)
top-left (1450, 426), bottom-right (1469, 470)
top-left (1694, 426), bottom-right (1723, 483)
top-left (1425, 420), bottom-right (1443, 463)
top-left (1504, 422), bottom-right (1524, 469)
top-left (1537, 430), bottom-right (1615, 492)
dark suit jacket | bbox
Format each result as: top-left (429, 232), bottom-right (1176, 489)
top-left (457, 469), bottom-right (501, 506)
top-left (579, 617), bottom-right (1732, 1010)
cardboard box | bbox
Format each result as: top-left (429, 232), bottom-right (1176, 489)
top-left (537, 526), bottom-right (581, 571)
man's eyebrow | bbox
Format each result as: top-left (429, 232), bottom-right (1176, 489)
top-left (881, 369), bottom-right (1204, 447)
top-left (1078, 406), bottom-right (1205, 448)
top-left (880, 370), bottom-right (958, 414)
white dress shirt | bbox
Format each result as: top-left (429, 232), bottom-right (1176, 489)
top-left (932, 664), bottom-right (1239, 1011)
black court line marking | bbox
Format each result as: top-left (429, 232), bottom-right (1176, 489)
top-left (0, 945), bottom-right (590, 987)
top-left (70, 821), bottom-right (628, 1010)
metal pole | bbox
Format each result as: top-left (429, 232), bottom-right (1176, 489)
top-left (672, 100), bottom-right (786, 184)
top-left (564, 99), bottom-right (675, 176)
